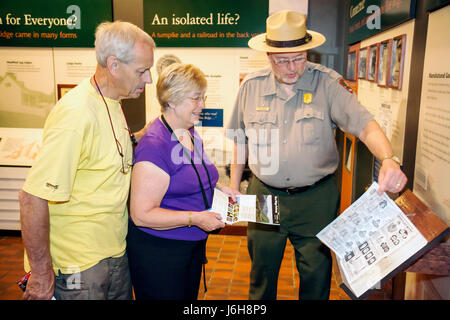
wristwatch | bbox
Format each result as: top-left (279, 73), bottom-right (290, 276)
top-left (381, 155), bottom-right (401, 165)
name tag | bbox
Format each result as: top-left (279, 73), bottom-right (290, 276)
top-left (256, 106), bottom-right (269, 111)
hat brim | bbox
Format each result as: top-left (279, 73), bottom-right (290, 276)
top-left (248, 30), bottom-right (326, 52)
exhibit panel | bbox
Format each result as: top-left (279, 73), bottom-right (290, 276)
top-left (413, 5), bottom-right (450, 227)
top-left (53, 48), bottom-right (97, 95)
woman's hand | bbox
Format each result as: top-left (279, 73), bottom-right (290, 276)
top-left (192, 211), bottom-right (225, 232)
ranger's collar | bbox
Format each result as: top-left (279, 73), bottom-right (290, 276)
top-left (261, 62), bottom-right (319, 96)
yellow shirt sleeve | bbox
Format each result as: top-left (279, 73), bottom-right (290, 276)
top-left (22, 104), bottom-right (86, 202)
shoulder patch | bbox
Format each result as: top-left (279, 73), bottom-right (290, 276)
top-left (338, 78), bottom-right (354, 94)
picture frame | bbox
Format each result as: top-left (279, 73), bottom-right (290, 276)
top-left (367, 44), bottom-right (378, 82)
top-left (57, 84), bottom-right (76, 100)
top-left (358, 47), bottom-right (368, 79)
top-left (388, 34), bottom-right (406, 89)
top-left (346, 50), bottom-right (357, 81)
top-left (377, 40), bottom-right (391, 87)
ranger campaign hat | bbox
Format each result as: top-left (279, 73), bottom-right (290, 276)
top-left (248, 10), bottom-right (326, 52)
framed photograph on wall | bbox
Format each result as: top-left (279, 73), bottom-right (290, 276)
top-left (389, 34), bottom-right (406, 89)
top-left (377, 41), bottom-right (391, 87)
top-left (346, 50), bottom-right (357, 81)
top-left (367, 44), bottom-right (378, 81)
top-left (57, 84), bottom-right (76, 100)
top-left (358, 47), bottom-right (368, 79)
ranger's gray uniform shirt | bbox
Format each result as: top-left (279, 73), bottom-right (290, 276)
top-left (227, 62), bottom-right (374, 188)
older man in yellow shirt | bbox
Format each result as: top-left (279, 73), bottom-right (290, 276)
top-left (19, 21), bottom-right (155, 300)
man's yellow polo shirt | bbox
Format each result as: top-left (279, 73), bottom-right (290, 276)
top-left (22, 78), bottom-right (132, 274)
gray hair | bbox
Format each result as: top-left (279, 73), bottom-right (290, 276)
top-left (157, 63), bottom-right (207, 113)
top-left (94, 20), bottom-right (156, 67)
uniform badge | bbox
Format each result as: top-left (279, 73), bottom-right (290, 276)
top-left (339, 78), bottom-right (354, 94)
top-left (256, 106), bottom-right (269, 111)
top-left (303, 93), bottom-right (312, 104)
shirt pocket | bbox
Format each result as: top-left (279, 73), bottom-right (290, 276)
top-left (244, 111), bottom-right (278, 146)
top-left (294, 105), bottom-right (324, 145)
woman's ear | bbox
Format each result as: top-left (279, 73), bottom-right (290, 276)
top-left (166, 101), bottom-right (176, 110)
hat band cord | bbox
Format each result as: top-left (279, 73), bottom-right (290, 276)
top-left (265, 32), bottom-right (312, 48)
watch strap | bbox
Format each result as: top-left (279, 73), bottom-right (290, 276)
top-left (381, 155), bottom-right (400, 165)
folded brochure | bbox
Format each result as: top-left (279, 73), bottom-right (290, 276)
top-left (210, 188), bottom-right (280, 225)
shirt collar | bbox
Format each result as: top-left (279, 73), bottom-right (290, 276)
top-left (293, 62), bottom-right (318, 92)
top-left (261, 62), bottom-right (319, 96)
top-left (259, 68), bottom-right (277, 96)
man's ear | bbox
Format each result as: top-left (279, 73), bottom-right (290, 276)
top-left (106, 56), bottom-right (119, 74)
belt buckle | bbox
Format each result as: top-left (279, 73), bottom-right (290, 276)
top-left (286, 188), bottom-right (296, 195)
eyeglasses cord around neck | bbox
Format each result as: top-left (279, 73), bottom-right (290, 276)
top-left (93, 75), bottom-right (130, 174)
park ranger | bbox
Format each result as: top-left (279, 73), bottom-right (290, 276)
top-left (227, 10), bottom-right (407, 300)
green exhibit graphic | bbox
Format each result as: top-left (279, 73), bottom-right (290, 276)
top-left (0, 0), bottom-right (112, 47)
top-left (0, 48), bottom-right (55, 128)
top-left (143, 0), bottom-right (268, 47)
top-left (0, 72), bottom-right (55, 127)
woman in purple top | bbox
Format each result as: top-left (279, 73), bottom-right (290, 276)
top-left (126, 63), bottom-right (236, 300)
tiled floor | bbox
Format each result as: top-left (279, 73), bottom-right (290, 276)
top-left (0, 232), bottom-right (388, 300)
top-left (198, 234), bottom-right (350, 300)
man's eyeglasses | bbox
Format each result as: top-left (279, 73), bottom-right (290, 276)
top-left (114, 131), bottom-right (132, 174)
top-left (272, 56), bottom-right (306, 66)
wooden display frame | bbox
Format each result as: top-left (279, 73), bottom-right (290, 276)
top-left (346, 49), bottom-right (358, 81)
top-left (388, 34), bottom-right (406, 90)
top-left (358, 47), bottom-right (368, 79)
top-left (367, 44), bottom-right (378, 82)
top-left (57, 84), bottom-right (76, 100)
top-left (377, 40), bottom-right (391, 87)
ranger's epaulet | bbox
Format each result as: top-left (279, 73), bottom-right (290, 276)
top-left (338, 78), bottom-right (354, 94)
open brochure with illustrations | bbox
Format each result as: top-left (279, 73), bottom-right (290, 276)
top-left (210, 188), bottom-right (280, 225)
top-left (316, 182), bottom-right (427, 298)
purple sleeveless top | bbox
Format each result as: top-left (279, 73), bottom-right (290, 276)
top-left (133, 117), bottom-right (218, 241)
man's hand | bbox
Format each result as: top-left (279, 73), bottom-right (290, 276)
top-left (358, 120), bottom-right (407, 195)
top-left (19, 190), bottom-right (54, 300)
top-left (23, 270), bottom-right (55, 300)
top-left (377, 159), bottom-right (407, 195)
